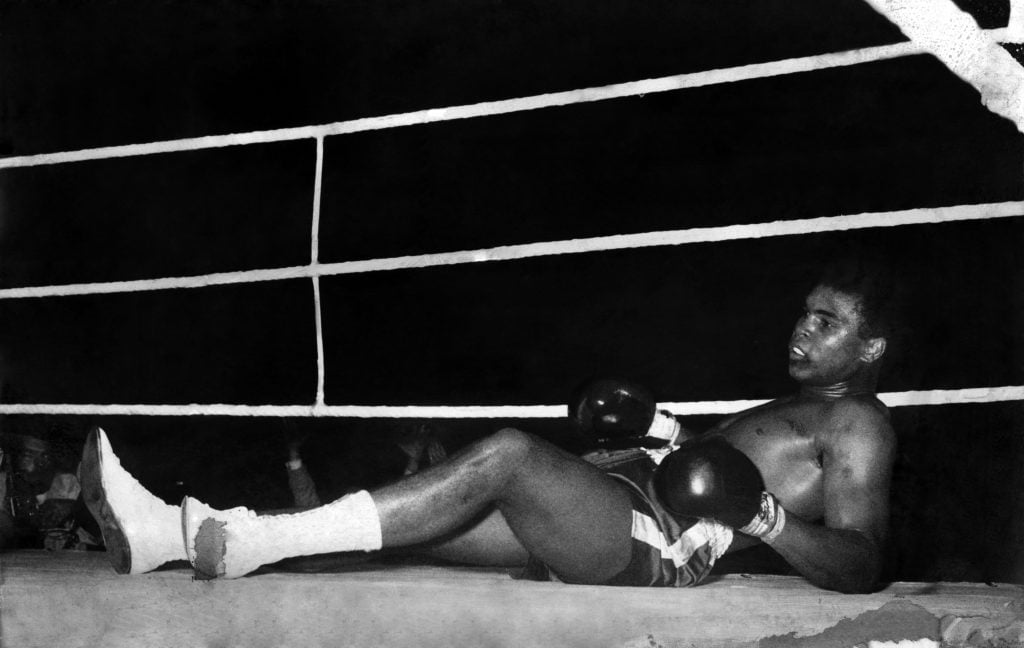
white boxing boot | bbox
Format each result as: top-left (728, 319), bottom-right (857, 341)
top-left (79, 427), bottom-right (186, 574)
top-left (182, 490), bottom-right (382, 579)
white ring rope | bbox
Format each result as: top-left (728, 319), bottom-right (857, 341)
top-left (0, 27), bottom-right (1013, 172)
top-left (0, 26), bottom-right (1020, 417)
top-left (0, 200), bottom-right (1021, 300)
top-left (0, 386), bottom-right (1021, 418)
top-left (0, 39), bottom-right (965, 171)
top-left (1009, 1), bottom-right (1024, 42)
top-left (864, 1), bottom-right (1024, 133)
top-left (311, 136), bottom-right (327, 407)
top-left (311, 136), bottom-right (325, 266)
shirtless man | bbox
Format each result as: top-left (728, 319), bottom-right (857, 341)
top-left (694, 279), bottom-right (895, 591)
top-left (81, 263), bottom-right (897, 593)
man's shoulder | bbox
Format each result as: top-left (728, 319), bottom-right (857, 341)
top-left (820, 395), bottom-right (895, 451)
top-left (826, 393), bottom-right (889, 420)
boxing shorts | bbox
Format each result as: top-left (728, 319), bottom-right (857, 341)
top-left (518, 448), bottom-right (733, 587)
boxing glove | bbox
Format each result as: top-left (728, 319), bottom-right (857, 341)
top-left (652, 437), bottom-right (785, 542)
top-left (568, 379), bottom-right (680, 446)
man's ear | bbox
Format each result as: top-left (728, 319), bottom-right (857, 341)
top-left (860, 337), bottom-right (887, 364)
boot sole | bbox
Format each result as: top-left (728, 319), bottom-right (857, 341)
top-left (80, 428), bottom-right (133, 574)
top-left (182, 497), bottom-right (228, 579)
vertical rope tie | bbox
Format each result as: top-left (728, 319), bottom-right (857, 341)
top-left (311, 136), bottom-right (327, 408)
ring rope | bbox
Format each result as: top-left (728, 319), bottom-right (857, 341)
top-left (0, 386), bottom-right (1021, 418)
top-left (0, 200), bottom-right (1021, 301)
top-left (311, 136), bottom-right (327, 406)
top-left (864, 1), bottom-right (1024, 132)
top-left (311, 136), bottom-right (325, 266)
top-left (0, 39), bottom-right (959, 171)
top-left (1, 26), bottom-right (1019, 419)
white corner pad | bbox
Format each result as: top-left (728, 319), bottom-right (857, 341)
top-left (862, 0), bottom-right (1024, 134)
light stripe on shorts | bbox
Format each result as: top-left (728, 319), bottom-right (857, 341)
top-left (631, 511), bottom-right (734, 567)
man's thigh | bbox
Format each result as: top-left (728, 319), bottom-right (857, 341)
top-left (498, 435), bottom-right (636, 584)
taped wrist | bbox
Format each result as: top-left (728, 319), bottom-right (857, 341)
top-left (738, 492), bottom-right (786, 543)
top-left (646, 410), bottom-right (681, 444)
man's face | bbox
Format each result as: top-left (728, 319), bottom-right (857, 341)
top-left (13, 436), bottom-right (51, 478)
top-left (788, 285), bottom-right (873, 385)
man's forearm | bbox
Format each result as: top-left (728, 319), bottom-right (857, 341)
top-left (765, 513), bottom-right (883, 593)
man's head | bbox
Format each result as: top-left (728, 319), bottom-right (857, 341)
top-left (1, 433), bottom-right (56, 490)
top-left (788, 255), bottom-right (899, 389)
top-left (815, 254), bottom-right (900, 343)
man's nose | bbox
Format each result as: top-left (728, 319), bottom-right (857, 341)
top-left (794, 317), bottom-right (812, 337)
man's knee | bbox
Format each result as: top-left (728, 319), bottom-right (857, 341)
top-left (465, 427), bottom-right (548, 476)
top-left (485, 427), bottom-right (540, 461)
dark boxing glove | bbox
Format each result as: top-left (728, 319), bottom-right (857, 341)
top-left (652, 437), bottom-right (785, 542)
top-left (569, 379), bottom-right (680, 446)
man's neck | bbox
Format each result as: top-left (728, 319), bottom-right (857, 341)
top-left (799, 375), bottom-right (878, 400)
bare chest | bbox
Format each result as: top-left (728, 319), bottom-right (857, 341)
top-left (714, 403), bottom-right (829, 520)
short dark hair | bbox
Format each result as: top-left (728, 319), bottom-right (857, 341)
top-left (817, 253), bottom-right (901, 342)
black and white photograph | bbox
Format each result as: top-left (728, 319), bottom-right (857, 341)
top-left (1, 0), bottom-right (1022, 646)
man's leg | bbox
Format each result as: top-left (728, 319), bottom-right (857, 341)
top-left (413, 509), bottom-right (529, 567)
top-left (188, 428), bottom-right (637, 583)
top-left (373, 427), bottom-right (635, 583)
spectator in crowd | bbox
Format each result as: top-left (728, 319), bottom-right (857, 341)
top-left (1, 425), bottom-right (101, 551)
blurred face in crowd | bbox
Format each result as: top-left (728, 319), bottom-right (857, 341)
top-left (9, 436), bottom-right (54, 487)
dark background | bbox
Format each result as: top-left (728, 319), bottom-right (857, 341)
top-left (1, 0), bottom-right (1022, 584)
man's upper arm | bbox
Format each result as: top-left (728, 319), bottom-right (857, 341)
top-left (821, 402), bottom-right (897, 546)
